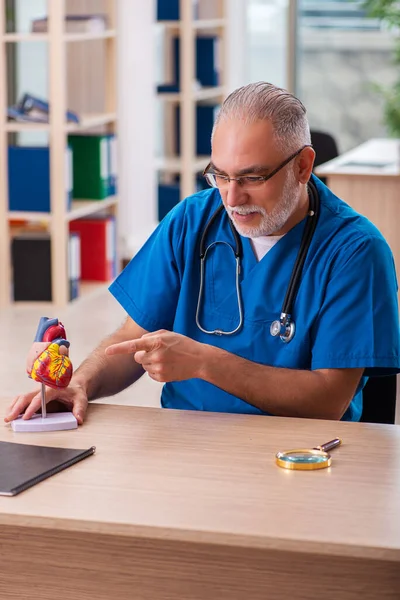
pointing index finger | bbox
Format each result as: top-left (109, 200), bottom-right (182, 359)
top-left (105, 337), bottom-right (155, 356)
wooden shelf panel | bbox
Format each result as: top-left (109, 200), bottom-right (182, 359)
top-left (2, 30), bottom-right (116, 43)
top-left (158, 18), bottom-right (225, 31)
top-left (65, 30), bottom-right (116, 42)
top-left (194, 18), bottom-right (226, 30)
top-left (66, 112), bottom-right (117, 132)
top-left (7, 211), bottom-right (51, 223)
top-left (5, 112), bottom-right (117, 132)
top-left (156, 156), bottom-right (209, 173)
top-left (67, 197), bottom-right (118, 221)
top-left (7, 196), bottom-right (118, 224)
top-left (158, 86), bottom-right (225, 102)
top-left (2, 33), bottom-right (48, 42)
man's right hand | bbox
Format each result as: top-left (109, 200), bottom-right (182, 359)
top-left (4, 382), bottom-right (88, 426)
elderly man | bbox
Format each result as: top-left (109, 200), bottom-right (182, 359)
top-left (5, 82), bottom-right (400, 425)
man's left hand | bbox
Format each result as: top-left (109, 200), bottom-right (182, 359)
top-left (105, 330), bottom-right (204, 382)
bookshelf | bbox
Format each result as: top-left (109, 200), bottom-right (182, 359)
top-left (0, 0), bottom-right (118, 307)
top-left (157, 0), bottom-right (227, 201)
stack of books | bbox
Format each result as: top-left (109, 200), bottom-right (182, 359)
top-left (31, 14), bottom-right (107, 33)
top-left (7, 93), bottom-right (79, 124)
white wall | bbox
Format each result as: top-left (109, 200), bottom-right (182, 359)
top-left (15, 0), bottom-right (47, 145)
top-left (117, 0), bottom-right (157, 259)
top-left (226, 0), bottom-right (247, 93)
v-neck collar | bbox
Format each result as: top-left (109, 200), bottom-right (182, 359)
top-left (240, 215), bottom-right (308, 282)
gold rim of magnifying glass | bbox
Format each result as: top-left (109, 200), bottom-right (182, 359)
top-left (275, 448), bottom-right (332, 470)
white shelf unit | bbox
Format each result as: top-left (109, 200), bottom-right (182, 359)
top-left (157, 1), bottom-right (227, 200)
top-left (0, 0), bottom-right (118, 307)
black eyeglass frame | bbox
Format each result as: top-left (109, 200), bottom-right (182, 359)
top-left (203, 144), bottom-right (312, 188)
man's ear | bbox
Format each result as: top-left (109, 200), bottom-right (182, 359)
top-left (296, 146), bottom-right (316, 184)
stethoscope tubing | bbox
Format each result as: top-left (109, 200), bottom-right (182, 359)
top-left (197, 179), bottom-right (320, 341)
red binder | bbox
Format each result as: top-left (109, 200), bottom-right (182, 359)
top-left (69, 217), bottom-right (116, 281)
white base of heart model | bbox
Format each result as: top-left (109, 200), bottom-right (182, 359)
top-left (11, 413), bottom-right (78, 432)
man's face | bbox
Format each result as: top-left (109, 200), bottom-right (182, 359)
top-left (210, 119), bottom-right (304, 237)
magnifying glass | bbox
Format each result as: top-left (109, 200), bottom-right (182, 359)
top-left (275, 438), bottom-right (342, 470)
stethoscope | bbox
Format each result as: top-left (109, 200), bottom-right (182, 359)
top-left (195, 179), bottom-right (320, 343)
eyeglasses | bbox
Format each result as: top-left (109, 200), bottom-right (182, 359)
top-left (203, 145), bottom-right (311, 190)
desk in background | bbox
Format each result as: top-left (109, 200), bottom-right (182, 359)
top-left (315, 138), bottom-right (400, 280)
top-left (0, 401), bottom-right (399, 599)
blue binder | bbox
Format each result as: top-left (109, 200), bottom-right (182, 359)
top-left (157, 0), bottom-right (199, 21)
top-left (173, 36), bottom-right (219, 88)
top-left (175, 104), bottom-right (219, 155)
top-left (157, 0), bottom-right (179, 20)
top-left (158, 178), bottom-right (208, 221)
top-left (8, 146), bottom-right (72, 212)
top-left (107, 134), bottom-right (118, 196)
top-left (158, 183), bottom-right (180, 221)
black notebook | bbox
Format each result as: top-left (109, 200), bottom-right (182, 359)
top-left (0, 440), bottom-right (95, 496)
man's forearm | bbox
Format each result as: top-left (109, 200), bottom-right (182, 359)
top-left (73, 331), bottom-right (144, 401)
top-left (197, 344), bottom-right (357, 420)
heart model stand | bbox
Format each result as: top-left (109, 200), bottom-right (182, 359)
top-left (11, 317), bottom-right (78, 432)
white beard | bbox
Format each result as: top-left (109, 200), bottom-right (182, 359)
top-left (226, 171), bottom-right (301, 238)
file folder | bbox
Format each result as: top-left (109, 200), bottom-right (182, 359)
top-left (69, 216), bottom-right (117, 281)
top-left (8, 146), bottom-right (72, 212)
top-left (68, 134), bottom-right (109, 200)
top-left (175, 103), bottom-right (220, 155)
top-left (173, 35), bottom-right (220, 89)
top-left (0, 440), bottom-right (95, 496)
top-left (12, 233), bottom-right (80, 301)
top-left (157, 0), bottom-right (198, 20)
top-left (107, 134), bottom-right (118, 196)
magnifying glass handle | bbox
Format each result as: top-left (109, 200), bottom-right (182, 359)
top-left (314, 438), bottom-right (342, 453)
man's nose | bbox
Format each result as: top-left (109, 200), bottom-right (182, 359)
top-left (224, 180), bottom-right (247, 207)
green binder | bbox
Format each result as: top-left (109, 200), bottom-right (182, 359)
top-left (68, 134), bottom-right (109, 199)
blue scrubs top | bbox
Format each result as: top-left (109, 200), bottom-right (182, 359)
top-left (109, 175), bottom-right (400, 421)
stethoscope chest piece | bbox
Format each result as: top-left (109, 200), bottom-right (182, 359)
top-left (270, 315), bottom-right (296, 343)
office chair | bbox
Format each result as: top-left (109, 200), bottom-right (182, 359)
top-left (360, 375), bottom-right (397, 424)
top-left (310, 130), bottom-right (339, 184)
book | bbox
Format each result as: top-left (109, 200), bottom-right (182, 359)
top-left (0, 440), bottom-right (95, 496)
top-left (32, 14), bottom-right (107, 34)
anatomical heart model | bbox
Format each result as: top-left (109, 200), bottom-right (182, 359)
top-left (26, 317), bottom-right (73, 389)
top-left (11, 317), bottom-right (78, 432)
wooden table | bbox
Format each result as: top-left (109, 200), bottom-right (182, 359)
top-left (0, 401), bottom-right (399, 599)
top-left (315, 138), bottom-right (400, 283)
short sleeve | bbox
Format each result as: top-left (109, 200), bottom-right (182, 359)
top-left (311, 235), bottom-right (400, 375)
top-left (108, 202), bottom-right (187, 332)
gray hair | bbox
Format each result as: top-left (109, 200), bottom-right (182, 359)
top-left (212, 82), bottom-right (311, 152)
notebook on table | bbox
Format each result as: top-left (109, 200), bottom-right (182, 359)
top-left (0, 441), bottom-right (95, 496)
